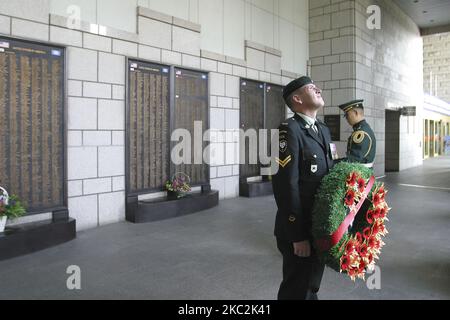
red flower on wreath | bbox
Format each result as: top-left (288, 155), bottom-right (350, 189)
top-left (378, 186), bottom-right (386, 200)
top-left (358, 261), bottom-right (367, 273)
top-left (370, 236), bottom-right (381, 250)
top-left (358, 243), bottom-right (368, 257)
top-left (374, 220), bottom-right (385, 232)
top-left (378, 222), bottom-right (386, 235)
top-left (368, 253), bottom-right (374, 263)
top-left (373, 207), bottom-right (381, 219)
top-left (345, 240), bottom-right (357, 254)
top-left (372, 222), bottom-right (380, 235)
top-left (366, 210), bottom-right (375, 224)
top-left (363, 227), bottom-right (372, 240)
top-left (373, 193), bottom-right (381, 207)
top-left (346, 172), bottom-right (358, 187)
top-left (341, 255), bottom-right (351, 271)
top-left (348, 267), bottom-right (358, 278)
top-left (379, 207), bottom-right (387, 219)
top-left (357, 178), bottom-right (366, 193)
top-left (345, 190), bottom-right (356, 206)
top-left (368, 236), bottom-right (378, 249)
top-left (355, 232), bottom-right (363, 243)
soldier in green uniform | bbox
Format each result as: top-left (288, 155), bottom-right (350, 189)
top-left (272, 76), bottom-right (334, 300)
top-left (338, 100), bottom-right (376, 169)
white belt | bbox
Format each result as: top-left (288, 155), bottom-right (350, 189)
top-left (361, 162), bottom-right (374, 168)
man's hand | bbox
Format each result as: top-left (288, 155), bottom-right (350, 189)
top-left (293, 240), bottom-right (311, 257)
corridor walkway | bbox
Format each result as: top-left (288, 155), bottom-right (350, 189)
top-left (0, 157), bottom-right (449, 300)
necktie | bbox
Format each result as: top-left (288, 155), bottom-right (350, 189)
top-left (312, 121), bottom-right (318, 135)
top-left (314, 121), bottom-right (324, 144)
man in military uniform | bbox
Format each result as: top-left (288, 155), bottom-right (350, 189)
top-left (272, 76), bottom-right (334, 300)
top-left (339, 100), bottom-right (376, 169)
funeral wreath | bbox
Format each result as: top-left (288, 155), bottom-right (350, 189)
top-left (312, 162), bottom-right (390, 281)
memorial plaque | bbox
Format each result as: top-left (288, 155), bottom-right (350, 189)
top-left (265, 84), bottom-right (286, 131)
top-left (174, 68), bottom-right (209, 186)
top-left (127, 60), bottom-right (170, 193)
top-left (265, 85), bottom-right (286, 171)
top-left (0, 37), bottom-right (65, 213)
top-left (324, 115), bottom-right (341, 141)
top-left (240, 80), bottom-right (264, 179)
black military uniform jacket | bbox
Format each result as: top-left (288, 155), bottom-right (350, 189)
top-left (272, 114), bottom-right (334, 242)
top-left (346, 120), bottom-right (376, 166)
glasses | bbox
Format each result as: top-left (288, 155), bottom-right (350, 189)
top-left (304, 85), bottom-right (322, 93)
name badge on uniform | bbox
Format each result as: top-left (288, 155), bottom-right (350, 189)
top-left (311, 165), bottom-right (318, 173)
top-left (330, 143), bottom-right (339, 160)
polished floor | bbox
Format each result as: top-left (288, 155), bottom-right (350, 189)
top-left (0, 157), bottom-right (449, 300)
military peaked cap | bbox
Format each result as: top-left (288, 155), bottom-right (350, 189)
top-left (339, 99), bottom-right (364, 113)
top-left (282, 76), bottom-right (314, 102)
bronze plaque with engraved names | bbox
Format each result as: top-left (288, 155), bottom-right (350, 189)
top-left (0, 37), bottom-right (65, 213)
top-left (128, 61), bottom-right (170, 193)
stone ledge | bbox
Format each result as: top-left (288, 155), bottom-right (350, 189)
top-left (172, 16), bottom-right (201, 33)
top-left (137, 6), bottom-right (172, 24)
top-left (0, 218), bottom-right (76, 261)
top-left (265, 47), bottom-right (282, 57)
top-left (126, 190), bottom-right (219, 223)
top-left (239, 180), bottom-right (273, 197)
top-left (49, 14), bottom-right (139, 43)
top-left (201, 49), bottom-right (227, 63)
top-left (245, 40), bottom-right (266, 52)
top-left (245, 40), bottom-right (282, 57)
top-left (281, 69), bottom-right (301, 79)
top-left (226, 55), bottom-right (247, 67)
top-left (138, 7), bottom-right (201, 33)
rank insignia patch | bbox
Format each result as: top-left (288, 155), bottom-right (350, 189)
top-left (276, 156), bottom-right (292, 168)
top-left (311, 164), bottom-right (318, 173)
top-left (279, 139), bottom-right (287, 153)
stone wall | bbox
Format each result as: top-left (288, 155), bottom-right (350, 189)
top-left (309, 0), bottom-right (424, 175)
top-left (0, 1), bottom-right (298, 230)
top-left (423, 32), bottom-right (450, 103)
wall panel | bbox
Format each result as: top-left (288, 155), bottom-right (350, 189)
top-left (173, 68), bottom-right (209, 186)
top-left (127, 60), bottom-right (170, 193)
top-left (0, 37), bottom-right (65, 213)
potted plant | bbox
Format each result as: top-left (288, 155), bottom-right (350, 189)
top-left (165, 173), bottom-right (191, 200)
top-left (0, 186), bottom-right (26, 233)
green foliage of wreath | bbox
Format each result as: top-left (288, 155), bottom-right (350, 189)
top-left (312, 162), bottom-right (374, 272)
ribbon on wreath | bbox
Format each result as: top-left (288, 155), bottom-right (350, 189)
top-left (315, 175), bottom-right (376, 252)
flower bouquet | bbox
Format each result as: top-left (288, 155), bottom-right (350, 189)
top-left (0, 186), bottom-right (26, 232)
top-left (165, 173), bottom-right (191, 200)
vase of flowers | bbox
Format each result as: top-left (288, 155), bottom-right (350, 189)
top-left (0, 186), bottom-right (26, 233)
top-left (165, 173), bottom-right (191, 200)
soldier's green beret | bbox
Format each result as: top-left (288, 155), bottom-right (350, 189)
top-left (282, 76), bottom-right (313, 102)
top-left (339, 99), bottom-right (364, 113)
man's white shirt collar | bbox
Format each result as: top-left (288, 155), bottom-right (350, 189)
top-left (296, 112), bottom-right (316, 127)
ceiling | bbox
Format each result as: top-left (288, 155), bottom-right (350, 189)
top-left (393, 0), bottom-right (450, 34)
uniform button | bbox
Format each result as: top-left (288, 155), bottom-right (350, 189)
top-left (289, 215), bottom-right (296, 222)
top-left (313, 155), bottom-right (317, 158)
